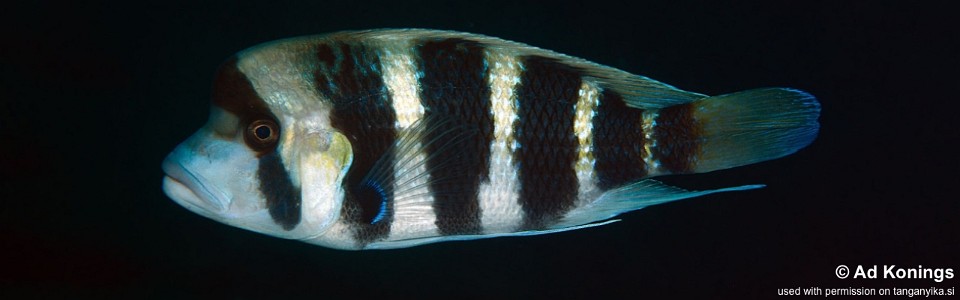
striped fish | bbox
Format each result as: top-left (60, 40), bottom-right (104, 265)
top-left (161, 29), bottom-right (820, 250)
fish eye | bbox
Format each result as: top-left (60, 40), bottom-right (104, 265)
top-left (244, 119), bottom-right (280, 152)
top-left (254, 124), bottom-right (272, 140)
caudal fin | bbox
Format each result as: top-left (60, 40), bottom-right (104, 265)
top-left (686, 88), bottom-right (820, 173)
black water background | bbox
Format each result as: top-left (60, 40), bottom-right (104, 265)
top-left (2, 1), bottom-right (957, 298)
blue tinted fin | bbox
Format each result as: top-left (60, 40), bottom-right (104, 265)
top-left (558, 180), bottom-right (764, 228)
top-left (347, 29), bottom-right (707, 108)
top-left (690, 88), bottom-right (821, 173)
top-left (363, 114), bottom-right (478, 223)
top-left (363, 220), bottom-right (620, 250)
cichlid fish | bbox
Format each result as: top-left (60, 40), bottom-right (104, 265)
top-left (161, 29), bottom-right (820, 250)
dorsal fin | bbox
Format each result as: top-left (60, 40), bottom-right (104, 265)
top-left (337, 29), bottom-right (707, 108)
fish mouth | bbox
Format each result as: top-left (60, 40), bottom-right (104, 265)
top-left (161, 158), bottom-right (229, 213)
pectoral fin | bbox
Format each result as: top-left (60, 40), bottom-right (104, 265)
top-left (352, 114), bottom-right (479, 224)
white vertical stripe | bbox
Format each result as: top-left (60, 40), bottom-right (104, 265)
top-left (378, 42), bottom-right (438, 240)
top-left (238, 42), bottom-right (366, 248)
top-left (478, 50), bottom-right (525, 233)
top-left (641, 110), bottom-right (660, 175)
top-left (573, 81), bottom-right (601, 206)
top-left (380, 46), bottom-right (425, 129)
top-left (237, 44), bottom-right (331, 188)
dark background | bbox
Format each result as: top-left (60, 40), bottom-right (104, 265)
top-left (2, 1), bottom-right (957, 298)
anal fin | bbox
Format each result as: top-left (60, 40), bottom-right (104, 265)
top-left (364, 220), bottom-right (620, 250)
top-left (557, 180), bottom-right (763, 228)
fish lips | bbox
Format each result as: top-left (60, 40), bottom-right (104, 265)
top-left (161, 154), bottom-right (230, 215)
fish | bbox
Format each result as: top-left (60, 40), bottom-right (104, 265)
top-left (161, 29), bottom-right (820, 250)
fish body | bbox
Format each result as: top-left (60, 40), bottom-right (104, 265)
top-left (161, 29), bottom-right (820, 250)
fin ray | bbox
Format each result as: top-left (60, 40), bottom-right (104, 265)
top-left (364, 220), bottom-right (620, 249)
top-left (558, 179), bottom-right (763, 228)
top-left (362, 114), bottom-right (480, 215)
top-left (690, 88), bottom-right (821, 173)
top-left (337, 29), bottom-right (706, 108)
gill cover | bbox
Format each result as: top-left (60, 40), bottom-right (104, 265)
top-left (288, 130), bottom-right (353, 240)
top-left (164, 54), bottom-right (356, 241)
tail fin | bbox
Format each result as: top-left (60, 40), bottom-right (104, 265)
top-left (690, 88), bottom-right (820, 173)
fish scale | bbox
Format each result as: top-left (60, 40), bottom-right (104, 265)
top-left (161, 29), bottom-right (820, 250)
top-left (418, 38), bottom-right (490, 235)
top-left (593, 90), bottom-right (648, 189)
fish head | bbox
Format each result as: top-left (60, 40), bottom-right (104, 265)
top-left (162, 52), bottom-right (353, 242)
